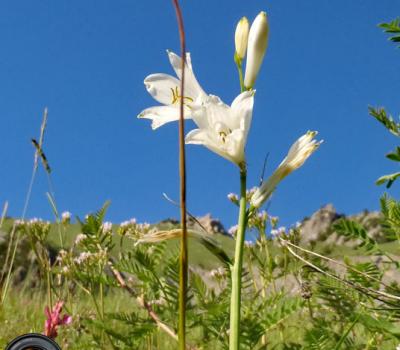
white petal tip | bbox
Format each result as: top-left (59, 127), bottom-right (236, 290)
top-left (166, 49), bottom-right (176, 58)
top-left (151, 121), bottom-right (163, 130)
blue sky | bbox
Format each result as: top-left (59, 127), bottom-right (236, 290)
top-left (0, 1), bottom-right (399, 231)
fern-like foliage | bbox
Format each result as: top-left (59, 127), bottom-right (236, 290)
top-left (304, 324), bottom-right (336, 350)
top-left (262, 295), bottom-right (304, 333)
top-left (369, 107), bottom-right (400, 188)
top-left (76, 201), bottom-right (115, 253)
top-left (358, 313), bottom-right (400, 340)
top-left (333, 219), bottom-right (378, 252)
top-left (369, 107), bottom-right (400, 137)
top-left (346, 261), bottom-right (382, 290)
top-left (240, 308), bottom-right (265, 349)
top-left (368, 20), bottom-right (400, 188)
top-left (315, 275), bottom-right (359, 319)
top-left (190, 273), bottom-right (226, 331)
top-left (85, 312), bottom-right (157, 349)
top-left (379, 18), bottom-right (400, 46)
top-left (380, 194), bottom-right (400, 241)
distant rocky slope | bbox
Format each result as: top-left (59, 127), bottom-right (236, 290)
top-left (0, 205), bottom-right (392, 289)
top-left (159, 204), bottom-right (384, 245)
top-left (299, 204), bottom-right (383, 245)
top-left (160, 213), bottom-right (229, 236)
top-left (0, 205), bottom-right (384, 253)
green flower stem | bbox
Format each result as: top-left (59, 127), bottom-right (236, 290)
top-left (263, 238), bottom-right (276, 293)
top-left (234, 54), bottom-right (245, 93)
top-left (230, 58), bottom-right (248, 350)
top-left (90, 284), bottom-right (117, 350)
top-left (100, 279), bottom-right (104, 320)
top-left (100, 279), bottom-right (105, 346)
top-left (46, 264), bottom-right (53, 309)
top-left (334, 315), bottom-right (360, 350)
top-left (247, 257), bottom-right (258, 293)
top-left (229, 167), bottom-right (247, 350)
top-left (46, 189), bottom-right (64, 249)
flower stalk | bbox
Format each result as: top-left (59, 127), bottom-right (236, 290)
top-left (229, 165), bottom-right (247, 350)
top-left (171, 1), bottom-right (188, 349)
top-left (234, 53), bottom-right (245, 93)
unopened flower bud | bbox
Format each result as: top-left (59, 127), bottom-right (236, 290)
top-left (244, 11), bottom-right (269, 89)
top-left (235, 17), bottom-right (249, 61)
top-left (228, 225), bottom-right (238, 236)
top-left (270, 216), bottom-right (279, 228)
top-left (227, 192), bottom-right (239, 205)
top-left (251, 131), bottom-right (321, 208)
top-left (61, 211), bottom-right (71, 224)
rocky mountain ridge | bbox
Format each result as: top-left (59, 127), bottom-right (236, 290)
top-left (161, 204), bottom-right (384, 244)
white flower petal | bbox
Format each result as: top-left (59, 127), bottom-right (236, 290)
top-left (244, 12), bottom-right (269, 89)
top-left (282, 131), bottom-right (320, 169)
top-left (251, 131), bottom-right (321, 208)
top-left (144, 74), bottom-right (181, 105)
top-left (185, 128), bottom-right (210, 145)
top-left (139, 52), bottom-right (208, 132)
top-left (167, 50), bottom-right (206, 102)
top-left (202, 95), bottom-right (233, 128)
top-left (225, 132), bottom-right (245, 164)
top-left (191, 104), bottom-right (210, 130)
top-left (251, 170), bottom-right (282, 208)
top-left (186, 129), bottom-right (238, 164)
top-left (231, 91), bottom-right (254, 138)
top-left (167, 51), bottom-right (192, 78)
top-left (186, 91), bottom-right (254, 166)
top-left (138, 105), bottom-right (191, 130)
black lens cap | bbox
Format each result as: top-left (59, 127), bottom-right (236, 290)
top-left (6, 333), bottom-right (61, 350)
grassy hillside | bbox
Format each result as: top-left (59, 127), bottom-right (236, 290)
top-left (1, 205), bottom-right (400, 350)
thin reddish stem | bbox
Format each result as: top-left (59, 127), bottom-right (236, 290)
top-left (171, 1), bottom-right (188, 350)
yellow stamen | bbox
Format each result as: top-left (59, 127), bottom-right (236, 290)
top-left (170, 86), bottom-right (194, 106)
top-left (218, 128), bottom-right (232, 143)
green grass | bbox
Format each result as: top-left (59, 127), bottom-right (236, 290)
top-left (2, 217), bottom-right (400, 349)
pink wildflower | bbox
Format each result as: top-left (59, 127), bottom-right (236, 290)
top-left (44, 301), bottom-right (72, 339)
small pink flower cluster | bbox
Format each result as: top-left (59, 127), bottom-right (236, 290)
top-left (44, 301), bottom-right (72, 339)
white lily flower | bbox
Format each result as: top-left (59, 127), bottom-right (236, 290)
top-left (138, 51), bottom-right (207, 129)
top-left (185, 91), bottom-right (254, 166)
top-left (251, 131), bottom-right (322, 208)
top-left (244, 11), bottom-right (269, 89)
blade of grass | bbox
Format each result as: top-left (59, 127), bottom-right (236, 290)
top-left (0, 108), bottom-right (48, 305)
